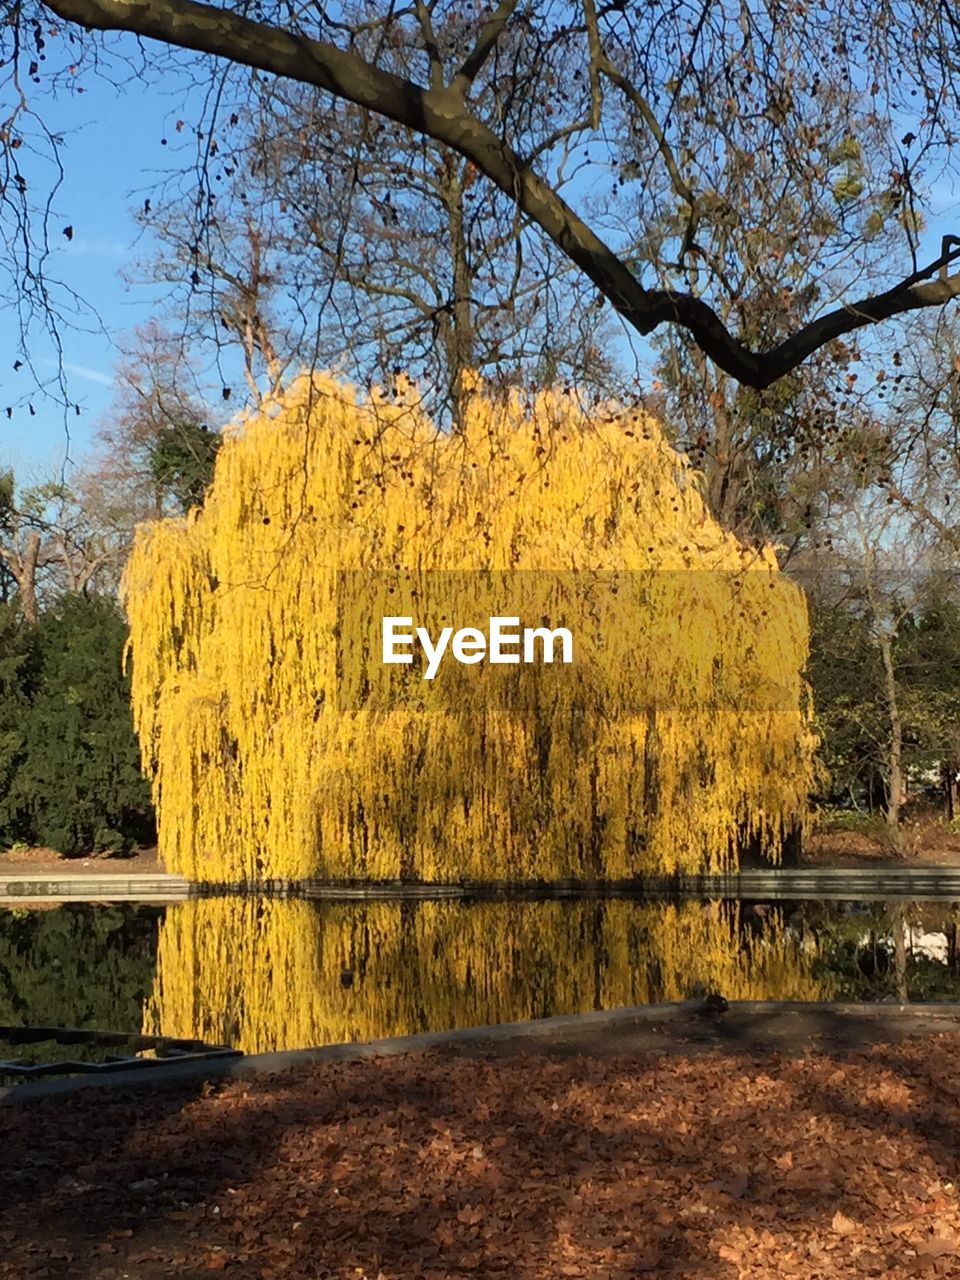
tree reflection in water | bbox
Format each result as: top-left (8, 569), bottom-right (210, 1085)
top-left (143, 897), bottom-right (830, 1053)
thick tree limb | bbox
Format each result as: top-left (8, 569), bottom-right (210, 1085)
top-left (0, 529), bottom-right (40, 624)
top-left (40, 0), bottom-right (960, 388)
top-left (450, 0), bottom-right (519, 96)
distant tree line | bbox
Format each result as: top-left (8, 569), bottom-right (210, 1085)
top-left (806, 575), bottom-right (960, 825)
top-left (0, 346), bottom-right (220, 855)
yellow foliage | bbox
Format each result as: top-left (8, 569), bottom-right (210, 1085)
top-left (144, 896), bottom-right (831, 1054)
top-left (122, 374), bottom-right (816, 882)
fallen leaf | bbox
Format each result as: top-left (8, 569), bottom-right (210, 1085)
top-left (832, 1211), bottom-right (858, 1236)
top-left (918, 1237), bottom-right (960, 1258)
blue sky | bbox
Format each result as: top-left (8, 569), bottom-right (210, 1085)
top-left (0, 45), bottom-right (194, 480)
top-left (2, 29), bottom-right (959, 485)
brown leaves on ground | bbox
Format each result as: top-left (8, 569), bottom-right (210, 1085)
top-left (4, 1034), bottom-right (960, 1279)
top-left (0, 846), bottom-right (162, 872)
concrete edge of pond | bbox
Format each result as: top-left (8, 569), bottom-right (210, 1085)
top-left (6, 1001), bottom-right (960, 1104)
top-left (7, 866), bottom-right (960, 903)
top-left (0, 873), bottom-right (191, 903)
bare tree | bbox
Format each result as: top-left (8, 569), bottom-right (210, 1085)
top-left (93, 322), bottom-right (221, 519)
top-left (620, 57), bottom-right (943, 547)
top-left (800, 471), bottom-right (949, 844)
top-left (0, 472), bottom-right (42, 624)
top-left (138, 35), bottom-right (626, 424)
top-left (16, 0), bottom-right (960, 399)
top-left (856, 315), bottom-right (960, 557)
top-left (0, 470), bottom-right (125, 615)
top-left (0, 325), bottom-right (218, 614)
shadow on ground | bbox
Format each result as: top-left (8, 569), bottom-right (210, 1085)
top-left (3, 1008), bottom-right (960, 1278)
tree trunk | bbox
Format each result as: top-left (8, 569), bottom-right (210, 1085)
top-left (442, 161), bottom-right (475, 428)
top-left (878, 628), bottom-right (904, 851)
top-left (13, 530), bottom-right (40, 626)
top-left (944, 760), bottom-right (959, 821)
top-left (894, 903), bottom-right (909, 1005)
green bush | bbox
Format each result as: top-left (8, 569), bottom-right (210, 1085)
top-left (0, 595), bottom-right (155, 855)
top-left (0, 602), bottom-right (39, 845)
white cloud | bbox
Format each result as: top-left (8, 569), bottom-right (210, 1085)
top-left (68, 237), bottom-right (128, 258)
top-left (63, 361), bottom-right (114, 387)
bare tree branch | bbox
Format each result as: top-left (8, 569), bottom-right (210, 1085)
top-left (450, 0), bottom-right (520, 98)
top-left (37, 0), bottom-right (960, 389)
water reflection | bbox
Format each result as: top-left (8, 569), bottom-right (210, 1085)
top-left (0, 904), bottom-right (160, 1032)
top-left (5, 898), bottom-right (960, 1057)
top-left (144, 898), bottom-right (829, 1053)
top-left (803, 901), bottom-right (960, 1003)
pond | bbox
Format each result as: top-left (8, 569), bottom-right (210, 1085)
top-left (1, 896), bottom-right (960, 1068)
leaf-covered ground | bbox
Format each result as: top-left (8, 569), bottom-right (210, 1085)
top-left (4, 1034), bottom-right (960, 1279)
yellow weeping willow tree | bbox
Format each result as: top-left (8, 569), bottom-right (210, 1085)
top-left (123, 373), bottom-right (817, 882)
top-left (144, 897), bottom-right (831, 1054)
